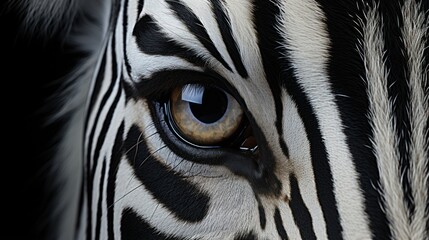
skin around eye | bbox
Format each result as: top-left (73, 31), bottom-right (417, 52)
top-left (169, 85), bottom-right (244, 146)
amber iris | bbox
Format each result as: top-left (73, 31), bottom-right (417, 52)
top-left (169, 85), bottom-right (244, 146)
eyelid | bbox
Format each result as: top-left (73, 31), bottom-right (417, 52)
top-left (135, 70), bottom-right (219, 100)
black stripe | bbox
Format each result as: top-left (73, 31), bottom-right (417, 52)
top-left (137, 0), bottom-right (144, 19)
top-left (77, 44), bottom-right (107, 239)
top-left (136, 69), bottom-right (232, 101)
top-left (274, 207), bottom-right (288, 240)
top-left (84, 1), bottom-right (122, 239)
top-left (86, 43), bottom-right (118, 173)
top-left (289, 175), bottom-right (316, 240)
top-left (256, 196), bottom-right (266, 229)
top-left (121, 208), bottom-right (185, 240)
top-left (133, 15), bottom-right (207, 68)
top-left (283, 72), bottom-right (343, 239)
top-left (314, 1), bottom-right (391, 238)
top-left (122, 0), bottom-right (132, 78)
top-left (210, 0), bottom-right (248, 78)
top-left (165, 0), bottom-right (232, 72)
top-left (94, 158), bottom-right (107, 240)
top-left (253, 0), bottom-right (289, 159)
top-left (380, 0), bottom-right (414, 215)
top-left (84, 48), bottom-right (107, 134)
top-left (122, 80), bottom-right (137, 102)
top-left (107, 122), bottom-right (125, 240)
top-left (124, 124), bottom-right (210, 222)
top-left (86, 41), bottom-right (119, 240)
top-left (91, 79), bottom-right (122, 192)
top-left (87, 78), bottom-right (122, 239)
top-left (110, 0), bottom-right (122, 29)
top-left (233, 231), bottom-right (257, 240)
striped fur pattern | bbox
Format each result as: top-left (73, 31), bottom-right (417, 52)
top-left (17, 0), bottom-right (429, 239)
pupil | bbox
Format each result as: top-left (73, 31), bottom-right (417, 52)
top-left (189, 87), bottom-right (228, 124)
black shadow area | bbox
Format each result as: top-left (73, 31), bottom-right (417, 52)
top-left (1, 4), bottom-right (82, 239)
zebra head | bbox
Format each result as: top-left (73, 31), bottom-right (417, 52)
top-left (17, 0), bottom-right (429, 239)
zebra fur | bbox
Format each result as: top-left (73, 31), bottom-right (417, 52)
top-left (11, 0), bottom-right (429, 239)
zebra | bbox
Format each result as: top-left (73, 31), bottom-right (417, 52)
top-left (13, 0), bottom-right (428, 239)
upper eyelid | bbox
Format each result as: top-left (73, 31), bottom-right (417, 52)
top-left (135, 69), bottom-right (234, 100)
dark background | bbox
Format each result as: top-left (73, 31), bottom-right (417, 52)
top-left (2, 3), bottom-right (79, 239)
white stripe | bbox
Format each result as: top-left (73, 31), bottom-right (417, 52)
top-left (277, 205), bottom-right (302, 240)
top-left (127, 1), bottom-right (205, 78)
top-left (121, 0), bottom-right (141, 83)
top-left (128, 50), bottom-right (203, 78)
top-left (85, 39), bottom-right (114, 151)
top-left (278, 0), bottom-right (372, 238)
top-left (401, 0), bottom-right (429, 238)
top-left (361, 4), bottom-right (412, 239)
top-left (282, 90), bottom-right (328, 239)
top-left (182, 0), bottom-right (237, 73)
top-left (222, 0), bottom-right (283, 160)
top-left (88, 40), bottom-right (122, 166)
top-left (142, 0), bottom-right (227, 71)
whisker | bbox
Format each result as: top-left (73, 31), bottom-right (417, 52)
top-left (123, 124), bottom-right (157, 155)
top-left (137, 145), bottom-right (168, 168)
top-left (149, 203), bottom-right (160, 222)
top-left (106, 183), bottom-right (143, 210)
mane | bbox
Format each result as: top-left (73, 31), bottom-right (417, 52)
top-left (7, 0), bottom-right (80, 39)
top-left (8, 0), bottom-right (111, 239)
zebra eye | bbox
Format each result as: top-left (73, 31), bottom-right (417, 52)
top-left (166, 84), bottom-right (245, 146)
